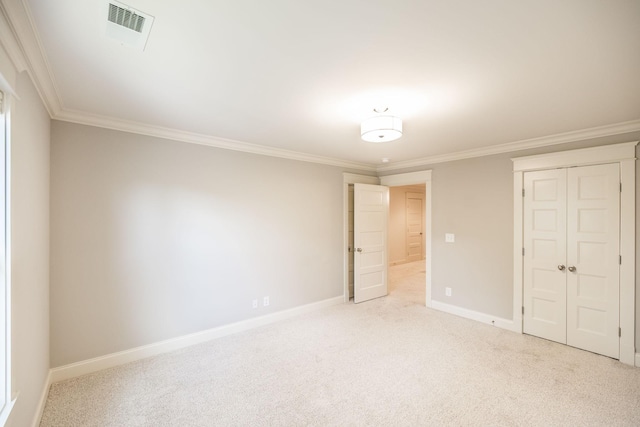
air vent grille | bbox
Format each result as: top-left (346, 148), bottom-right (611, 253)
top-left (108, 3), bottom-right (145, 33)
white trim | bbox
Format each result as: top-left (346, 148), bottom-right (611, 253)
top-left (377, 120), bottom-right (640, 172)
top-left (4, 1), bottom-right (375, 172)
top-left (0, 4), bottom-right (28, 76)
top-left (50, 296), bottom-right (344, 383)
top-left (431, 300), bottom-right (519, 333)
top-left (57, 109), bottom-right (375, 172)
top-left (343, 173), bottom-right (380, 302)
top-left (512, 171), bottom-right (523, 333)
top-left (31, 371), bottom-right (51, 427)
top-left (379, 171), bottom-right (431, 187)
top-left (619, 157), bottom-right (636, 366)
top-left (4, 1), bottom-right (640, 175)
top-left (0, 395), bottom-right (15, 427)
top-left (0, 0), bottom-right (63, 116)
top-left (512, 141), bottom-right (637, 366)
top-left (343, 173), bottom-right (379, 185)
top-left (0, 90), bottom-right (11, 426)
top-left (379, 171), bottom-right (433, 308)
top-left (512, 141), bottom-right (638, 172)
top-left (635, 353), bottom-right (640, 368)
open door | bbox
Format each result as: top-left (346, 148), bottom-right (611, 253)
top-left (354, 183), bottom-right (389, 303)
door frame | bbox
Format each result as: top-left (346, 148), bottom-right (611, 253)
top-left (343, 171), bottom-right (432, 306)
top-left (512, 141), bottom-right (637, 366)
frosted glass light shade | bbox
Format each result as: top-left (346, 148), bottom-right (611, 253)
top-left (360, 115), bottom-right (403, 142)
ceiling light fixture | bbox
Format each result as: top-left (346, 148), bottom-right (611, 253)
top-left (360, 108), bottom-right (402, 143)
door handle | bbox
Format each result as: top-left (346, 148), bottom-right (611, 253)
top-left (356, 248), bottom-right (363, 253)
top-left (568, 266), bottom-right (576, 272)
top-left (557, 265), bottom-right (566, 271)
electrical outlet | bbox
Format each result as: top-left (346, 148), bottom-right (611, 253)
top-left (252, 299), bottom-right (258, 309)
top-left (445, 287), bottom-right (452, 297)
top-left (445, 233), bottom-right (455, 243)
top-left (263, 296), bottom-right (270, 307)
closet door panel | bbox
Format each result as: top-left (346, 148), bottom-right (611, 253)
top-left (523, 169), bottom-right (567, 344)
top-left (566, 163), bottom-right (620, 358)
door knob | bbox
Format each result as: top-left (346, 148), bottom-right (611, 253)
top-left (557, 265), bottom-right (566, 271)
top-left (568, 266), bottom-right (576, 272)
top-left (356, 248), bottom-right (363, 253)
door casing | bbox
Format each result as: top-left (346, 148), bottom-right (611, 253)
top-left (343, 171), bottom-right (432, 306)
top-left (512, 141), bottom-right (637, 366)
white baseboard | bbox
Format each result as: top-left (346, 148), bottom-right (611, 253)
top-left (431, 300), bottom-right (519, 333)
top-left (50, 296), bottom-right (343, 383)
top-left (636, 353), bottom-right (640, 368)
top-left (31, 371), bottom-right (52, 427)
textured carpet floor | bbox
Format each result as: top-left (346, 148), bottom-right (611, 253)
top-left (41, 261), bottom-right (640, 426)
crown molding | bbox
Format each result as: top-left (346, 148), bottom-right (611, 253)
top-left (2, 0), bottom-right (373, 172)
top-left (1, 0), bottom-right (63, 116)
top-left (5, 0), bottom-right (639, 175)
top-left (0, 2), bottom-right (27, 76)
top-left (55, 108), bottom-right (376, 172)
top-left (376, 119), bottom-right (640, 173)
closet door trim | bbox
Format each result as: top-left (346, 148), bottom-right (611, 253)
top-left (512, 141), bottom-right (637, 366)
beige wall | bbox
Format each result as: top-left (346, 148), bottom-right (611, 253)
top-left (51, 124), bottom-right (640, 367)
top-left (7, 72), bottom-right (50, 427)
top-left (50, 122), bottom-right (346, 367)
top-left (430, 154), bottom-right (515, 318)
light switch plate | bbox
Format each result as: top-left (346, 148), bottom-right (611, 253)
top-left (445, 233), bottom-right (455, 243)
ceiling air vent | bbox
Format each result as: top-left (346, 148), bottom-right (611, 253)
top-left (108, 3), bottom-right (145, 33)
top-left (104, 1), bottom-right (154, 51)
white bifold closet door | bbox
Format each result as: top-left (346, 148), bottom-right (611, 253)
top-left (523, 163), bottom-right (620, 359)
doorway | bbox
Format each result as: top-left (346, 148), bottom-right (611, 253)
top-left (343, 171), bottom-right (432, 306)
top-left (388, 185), bottom-right (426, 266)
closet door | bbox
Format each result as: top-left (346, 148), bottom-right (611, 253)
top-left (523, 169), bottom-right (568, 344)
top-left (566, 164), bottom-right (620, 358)
top-left (523, 163), bottom-right (620, 359)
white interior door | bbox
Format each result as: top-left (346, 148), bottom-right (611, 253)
top-left (523, 164), bottom-right (620, 359)
top-left (354, 183), bottom-right (388, 303)
top-left (406, 192), bottom-right (423, 263)
top-left (566, 164), bottom-right (620, 358)
top-left (523, 169), bottom-right (568, 344)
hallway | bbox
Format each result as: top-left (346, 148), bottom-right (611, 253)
top-left (388, 260), bottom-right (426, 306)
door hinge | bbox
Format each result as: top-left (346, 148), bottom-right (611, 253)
top-left (522, 306), bottom-right (525, 315)
top-left (620, 182), bottom-right (622, 193)
top-left (619, 255), bottom-right (622, 265)
top-left (522, 248), bottom-right (525, 256)
top-left (522, 189), bottom-right (525, 197)
top-left (619, 327), bottom-right (621, 337)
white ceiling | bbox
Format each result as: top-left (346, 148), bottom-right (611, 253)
top-left (17, 0), bottom-right (640, 169)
